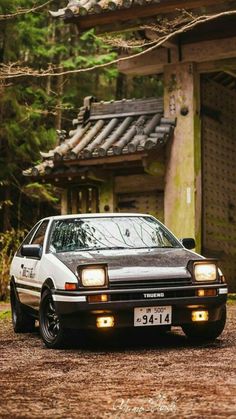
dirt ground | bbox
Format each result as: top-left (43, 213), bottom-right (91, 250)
top-left (0, 303), bottom-right (236, 419)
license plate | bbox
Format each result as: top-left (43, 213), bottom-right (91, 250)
top-left (134, 306), bottom-right (172, 327)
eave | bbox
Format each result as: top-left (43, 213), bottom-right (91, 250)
top-left (54, 0), bottom-right (232, 33)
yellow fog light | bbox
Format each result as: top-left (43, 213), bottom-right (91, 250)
top-left (192, 310), bottom-right (209, 322)
top-left (96, 316), bottom-right (114, 328)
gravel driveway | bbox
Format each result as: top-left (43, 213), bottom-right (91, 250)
top-left (0, 304), bottom-right (235, 419)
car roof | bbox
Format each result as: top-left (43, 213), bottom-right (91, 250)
top-left (41, 213), bottom-right (155, 222)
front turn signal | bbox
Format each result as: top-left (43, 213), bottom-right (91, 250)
top-left (196, 289), bottom-right (217, 297)
top-left (65, 282), bottom-right (77, 291)
top-left (88, 294), bottom-right (108, 303)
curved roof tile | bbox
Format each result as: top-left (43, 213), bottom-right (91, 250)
top-left (24, 96), bottom-right (176, 177)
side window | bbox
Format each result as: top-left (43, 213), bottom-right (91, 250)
top-left (16, 222), bottom-right (41, 257)
top-left (31, 220), bottom-right (49, 246)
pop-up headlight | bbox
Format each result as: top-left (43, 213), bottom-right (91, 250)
top-left (78, 265), bottom-right (108, 288)
top-left (194, 263), bottom-right (217, 282)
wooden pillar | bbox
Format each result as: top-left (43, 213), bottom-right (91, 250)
top-left (99, 176), bottom-right (114, 213)
top-left (164, 62), bottom-right (201, 251)
top-left (71, 189), bottom-right (78, 214)
top-left (61, 189), bottom-right (68, 215)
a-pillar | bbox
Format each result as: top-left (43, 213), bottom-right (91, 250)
top-left (164, 62), bottom-right (201, 251)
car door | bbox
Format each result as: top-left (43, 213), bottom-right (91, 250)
top-left (18, 220), bottom-right (49, 310)
top-left (12, 221), bottom-right (41, 294)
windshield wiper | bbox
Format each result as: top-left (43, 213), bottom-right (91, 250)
top-left (62, 246), bottom-right (130, 252)
top-left (104, 246), bottom-right (131, 250)
top-left (89, 246), bottom-right (131, 250)
top-left (148, 246), bottom-right (180, 249)
top-left (57, 245), bottom-right (179, 253)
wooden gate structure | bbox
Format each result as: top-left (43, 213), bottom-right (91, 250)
top-left (25, 0), bottom-right (236, 290)
top-left (201, 74), bottom-right (236, 285)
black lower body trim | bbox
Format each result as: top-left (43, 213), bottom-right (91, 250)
top-left (55, 298), bottom-right (227, 330)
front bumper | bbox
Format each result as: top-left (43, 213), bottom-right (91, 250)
top-left (52, 284), bottom-right (228, 330)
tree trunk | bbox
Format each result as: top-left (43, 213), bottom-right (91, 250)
top-left (55, 71), bottom-right (64, 132)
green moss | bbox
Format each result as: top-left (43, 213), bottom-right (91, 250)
top-left (227, 294), bottom-right (236, 305)
top-left (0, 310), bottom-right (11, 320)
top-left (145, 161), bottom-right (165, 177)
top-left (99, 178), bottom-right (114, 212)
top-left (195, 226), bottom-right (201, 254)
top-left (174, 172), bottom-right (182, 188)
top-left (166, 73), bottom-right (178, 93)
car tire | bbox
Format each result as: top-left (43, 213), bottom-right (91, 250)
top-left (10, 285), bottom-right (35, 333)
top-left (39, 289), bottom-right (67, 349)
top-left (182, 305), bottom-right (226, 342)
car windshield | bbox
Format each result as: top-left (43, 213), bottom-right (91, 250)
top-left (48, 216), bottom-right (181, 253)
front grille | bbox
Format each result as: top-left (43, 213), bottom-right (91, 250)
top-left (110, 277), bottom-right (191, 290)
top-left (110, 288), bottom-right (195, 302)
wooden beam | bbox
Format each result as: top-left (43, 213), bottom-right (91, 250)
top-left (225, 70), bottom-right (236, 78)
top-left (198, 57), bottom-right (236, 73)
top-left (119, 47), bottom-right (168, 75)
top-left (87, 169), bottom-right (107, 182)
top-left (145, 29), bottom-right (179, 49)
top-left (119, 36), bottom-right (236, 75)
top-left (180, 14), bottom-right (236, 44)
top-left (71, 0), bottom-right (227, 32)
top-left (94, 5), bottom-right (236, 37)
top-left (115, 174), bottom-right (164, 193)
top-left (62, 152), bottom-right (148, 167)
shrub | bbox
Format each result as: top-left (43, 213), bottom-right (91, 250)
top-left (0, 229), bottom-right (26, 301)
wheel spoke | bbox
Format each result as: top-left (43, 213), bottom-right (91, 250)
top-left (41, 294), bottom-right (61, 341)
top-left (49, 301), bottom-right (55, 313)
top-left (51, 322), bottom-right (60, 337)
top-left (48, 320), bottom-right (56, 330)
top-left (47, 308), bottom-right (59, 335)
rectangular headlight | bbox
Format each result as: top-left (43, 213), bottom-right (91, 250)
top-left (81, 267), bottom-right (106, 287)
top-left (194, 263), bottom-right (217, 282)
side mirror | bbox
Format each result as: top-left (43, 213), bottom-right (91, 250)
top-left (21, 244), bottom-right (42, 259)
top-left (181, 238), bottom-right (196, 250)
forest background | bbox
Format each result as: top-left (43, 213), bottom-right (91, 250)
top-left (0, 0), bottom-right (162, 299)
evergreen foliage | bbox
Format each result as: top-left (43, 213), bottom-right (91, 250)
top-left (0, 0), bottom-right (163, 235)
top-left (0, 229), bottom-right (26, 300)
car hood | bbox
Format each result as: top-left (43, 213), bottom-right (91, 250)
top-left (54, 247), bottom-right (204, 281)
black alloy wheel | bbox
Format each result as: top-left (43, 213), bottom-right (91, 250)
top-left (39, 289), bottom-right (66, 349)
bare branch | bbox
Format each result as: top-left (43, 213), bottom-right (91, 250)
top-left (1, 8), bottom-right (236, 80)
top-left (0, 1), bottom-right (53, 21)
top-left (101, 9), bottom-right (197, 49)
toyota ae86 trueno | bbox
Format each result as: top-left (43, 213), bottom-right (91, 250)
top-left (10, 214), bottom-right (228, 348)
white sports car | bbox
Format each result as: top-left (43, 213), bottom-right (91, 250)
top-left (10, 213), bottom-right (228, 348)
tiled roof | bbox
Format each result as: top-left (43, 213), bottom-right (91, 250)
top-left (23, 96), bottom-right (175, 177)
top-left (49, 0), bottom-right (158, 19)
